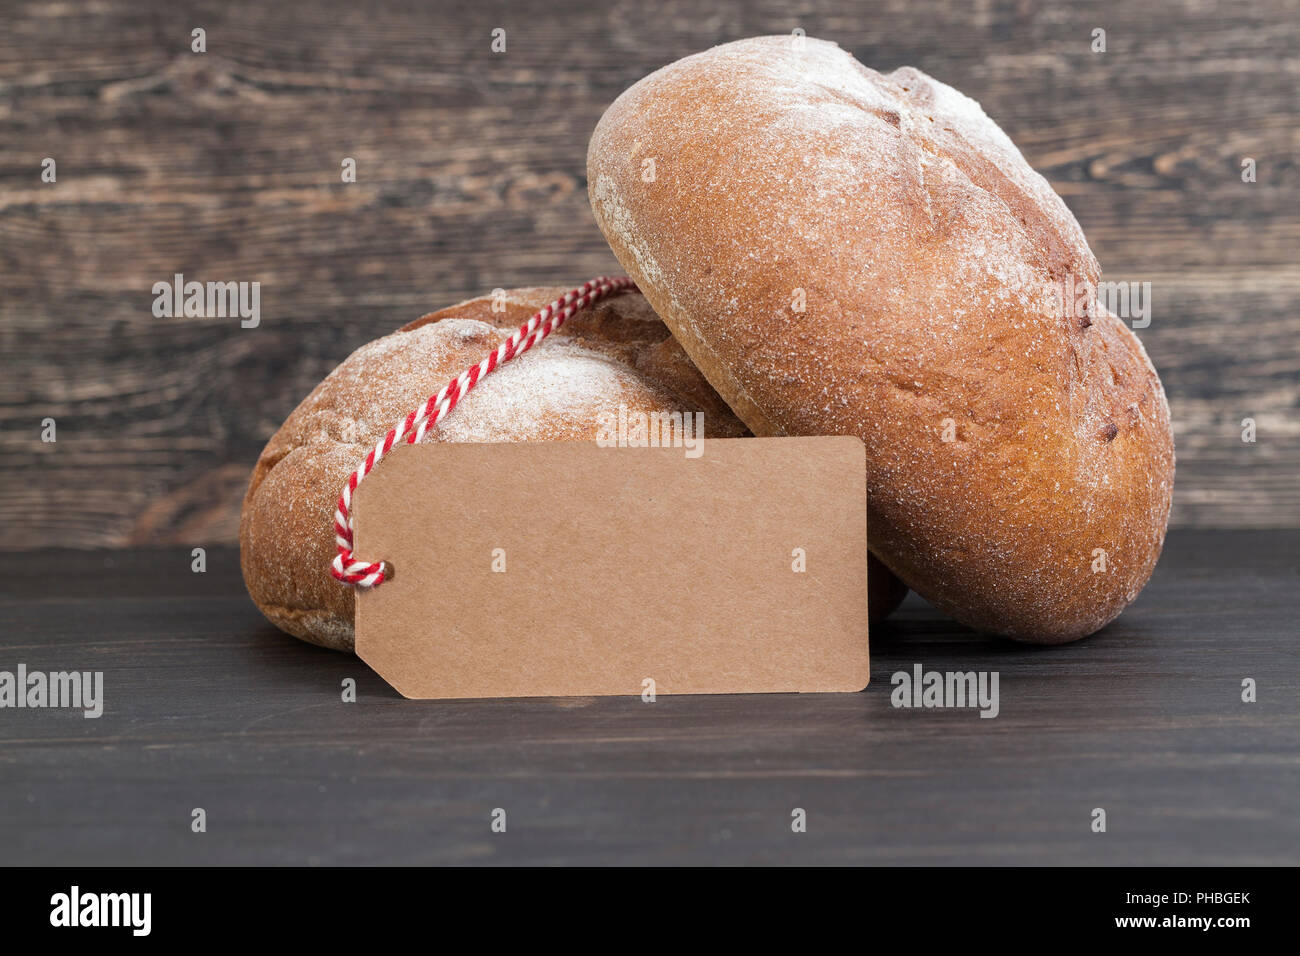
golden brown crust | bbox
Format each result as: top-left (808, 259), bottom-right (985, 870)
top-left (239, 286), bottom-right (753, 651)
top-left (588, 37), bottom-right (1174, 642)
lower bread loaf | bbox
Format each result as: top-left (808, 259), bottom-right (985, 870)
top-left (588, 37), bottom-right (1175, 642)
top-left (241, 286), bottom-right (907, 651)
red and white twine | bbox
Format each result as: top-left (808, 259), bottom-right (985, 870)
top-left (331, 275), bottom-right (638, 587)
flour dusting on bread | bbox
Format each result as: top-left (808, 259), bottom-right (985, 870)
top-left (588, 36), bottom-right (1174, 642)
top-left (239, 288), bottom-right (750, 651)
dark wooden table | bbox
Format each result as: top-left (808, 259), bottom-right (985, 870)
top-left (1, 528), bottom-right (1295, 866)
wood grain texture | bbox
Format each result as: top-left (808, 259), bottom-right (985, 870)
top-left (1, 0), bottom-right (1297, 548)
top-left (0, 529), bottom-right (1295, 865)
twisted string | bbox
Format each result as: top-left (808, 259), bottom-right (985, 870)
top-left (330, 276), bottom-right (638, 587)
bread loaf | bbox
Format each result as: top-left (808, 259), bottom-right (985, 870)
top-left (588, 37), bottom-right (1174, 642)
top-left (240, 285), bottom-right (905, 650)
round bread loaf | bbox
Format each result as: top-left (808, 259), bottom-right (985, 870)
top-left (588, 37), bottom-right (1174, 642)
top-left (241, 285), bottom-right (907, 650)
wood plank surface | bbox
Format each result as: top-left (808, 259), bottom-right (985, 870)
top-left (0, 529), bottom-right (1295, 866)
top-left (1, 0), bottom-right (1297, 548)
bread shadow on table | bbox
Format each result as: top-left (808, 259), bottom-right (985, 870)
top-left (248, 619), bottom-right (397, 694)
top-left (247, 589), bottom-right (1159, 708)
top-left (871, 591), bottom-right (1158, 657)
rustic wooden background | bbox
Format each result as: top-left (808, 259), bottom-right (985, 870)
top-left (2, 0), bottom-right (1296, 549)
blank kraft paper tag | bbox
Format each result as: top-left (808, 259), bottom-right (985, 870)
top-left (353, 436), bottom-right (869, 699)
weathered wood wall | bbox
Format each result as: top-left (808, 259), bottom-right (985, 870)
top-left (2, 0), bottom-right (1296, 548)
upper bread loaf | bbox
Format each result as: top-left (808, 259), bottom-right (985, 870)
top-left (588, 36), bottom-right (1174, 642)
top-left (240, 286), bottom-right (905, 651)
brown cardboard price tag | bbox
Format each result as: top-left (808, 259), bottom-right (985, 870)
top-left (353, 437), bottom-right (868, 698)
